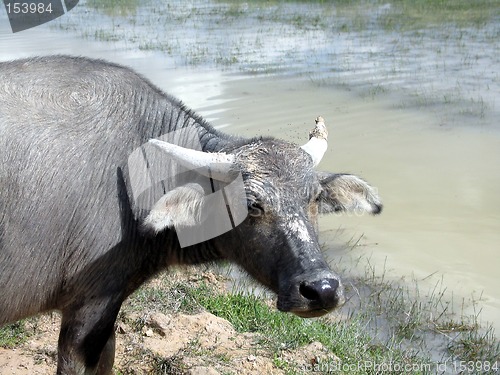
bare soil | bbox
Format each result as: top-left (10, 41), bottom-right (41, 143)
top-left (0, 270), bottom-right (336, 374)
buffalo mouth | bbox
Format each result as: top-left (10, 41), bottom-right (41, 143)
top-left (276, 277), bottom-right (345, 318)
top-left (289, 307), bottom-right (336, 318)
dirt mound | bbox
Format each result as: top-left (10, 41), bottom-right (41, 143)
top-left (114, 309), bottom-right (287, 374)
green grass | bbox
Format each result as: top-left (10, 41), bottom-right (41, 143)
top-left (382, 0), bottom-right (499, 28)
top-left (0, 321), bottom-right (30, 348)
top-left (122, 259), bottom-right (500, 373)
top-left (221, 0), bottom-right (499, 29)
top-left (85, 0), bottom-right (142, 15)
top-left (1, 264), bottom-right (497, 373)
top-left (170, 281), bottom-right (433, 373)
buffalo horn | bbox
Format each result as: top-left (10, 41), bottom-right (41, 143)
top-left (300, 116), bottom-right (328, 167)
top-left (148, 139), bottom-right (236, 181)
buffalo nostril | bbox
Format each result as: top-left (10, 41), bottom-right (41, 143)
top-left (299, 282), bottom-right (321, 301)
top-left (299, 279), bottom-right (340, 306)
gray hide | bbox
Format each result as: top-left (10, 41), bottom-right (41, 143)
top-left (0, 56), bottom-right (382, 374)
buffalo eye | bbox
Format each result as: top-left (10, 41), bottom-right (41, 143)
top-left (314, 189), bottom-right (323, 202)
top-left (248, 202), bottom-right (264, 217)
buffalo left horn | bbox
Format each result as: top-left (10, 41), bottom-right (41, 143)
top-left (300, 116), bottom-right (328, 167)
top-left (148, 139), bottom-right (236, 181)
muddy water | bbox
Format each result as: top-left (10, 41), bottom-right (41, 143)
top-left (202, 77), bottom-right (500, 330)
top-left (1, 4), bottom-right (500, 333)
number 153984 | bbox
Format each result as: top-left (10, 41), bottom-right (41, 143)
top-left (5, 2), bottom-right (53, 14)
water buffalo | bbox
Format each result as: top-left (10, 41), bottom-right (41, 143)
top-left (0, 55), bottom-right (382, 374)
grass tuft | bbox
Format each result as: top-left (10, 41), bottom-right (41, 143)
top-left (152, 354), bottom-right (187, 375)
top-left (85, 0), bottom-right (141, 15)
top-left (0, 321), bottom-right (30, 349)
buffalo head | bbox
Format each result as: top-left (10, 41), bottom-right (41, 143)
top-left (143, 117), bottom-right (382, 317)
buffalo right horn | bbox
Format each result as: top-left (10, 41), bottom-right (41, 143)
top-left (300, 116), bottom-right (328, 167)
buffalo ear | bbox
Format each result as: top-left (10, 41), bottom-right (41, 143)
top-left (317, 173), bottom-right (382, 215)
top-left (142, 183), bottom-right (205, 234)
